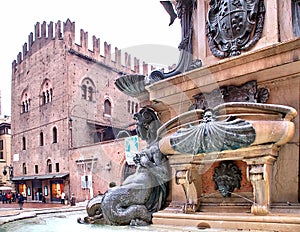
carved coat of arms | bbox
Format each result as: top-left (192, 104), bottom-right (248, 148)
top-left (206, 0), bottom-right (265, 58)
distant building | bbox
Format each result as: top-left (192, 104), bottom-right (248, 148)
top-left (0, 115), bottom-right (12, 189)
top-left (10, 19), bottom-right (150, 202)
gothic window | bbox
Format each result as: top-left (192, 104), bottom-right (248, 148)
top-left (104, 99), bottom-right (112, 115)
top-left (292, 0), bottom-right (300, 37)
top-left (81, 77), bottom-right (95, 101)
top-left (47, 159), bottom-right (52, 173)
top-left (127, 101), bottom-right (138, 114)
top-left (52, 127), bottom-right (57, 143)
top-left (21, 92), bottom-right (31, 113)
top-left (40, 132), bottom-right (44, 146)
top-left (40, 80), bottom-right (53, 105)
top-left (22, 136), bottom-right (26, 150)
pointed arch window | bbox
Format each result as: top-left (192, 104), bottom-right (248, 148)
top-left (40, 80), bottom-right (53, 105)
top-left (47, 159), bottom-right (52, 173)
top-left (21, 92), bottom-right (31, 113)
top-left (52, 127), bottom-right (57, 144)
top-left (104, 99), bottom-right (112, 115)
top-left (81, 77), bottom-right (95, 101)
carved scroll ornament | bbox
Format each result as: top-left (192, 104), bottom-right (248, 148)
top-left (189, 80), bottom-right (269, 110)
top-left (206, 0), bottom-right (265, 58)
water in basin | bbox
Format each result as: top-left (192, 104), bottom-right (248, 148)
top-left (0, 210), bottom-right (233, 232)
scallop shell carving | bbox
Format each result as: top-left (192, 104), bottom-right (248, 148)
top-left (170, 110), bottom-right (256, 154)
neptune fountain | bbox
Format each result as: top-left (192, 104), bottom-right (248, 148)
top-left (79, 0), bottom-right (299, 230)
top-left (80, 76), bottom-right (297, 226)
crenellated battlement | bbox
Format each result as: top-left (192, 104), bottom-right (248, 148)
top-left (12, 19), bottom-right (154, 75)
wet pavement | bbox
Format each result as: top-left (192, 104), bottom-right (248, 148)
top-left (0, 201), bottom-right (86, 225)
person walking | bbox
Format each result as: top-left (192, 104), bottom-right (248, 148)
top-left (61, 192), bottom-right (65, 204)
top-left (12, 192), bottom-right (16, 202)
top-left (17, 193), bottom-right (24, 210)
top-left (41, 194), bottom-right (46, 203)
top-left (1, 193), bottom-right (6, 204)
top-left (6, 192), bottom-right (12, 203)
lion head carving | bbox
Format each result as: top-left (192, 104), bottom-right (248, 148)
top-left (213, 161), bottom-right (242, 197)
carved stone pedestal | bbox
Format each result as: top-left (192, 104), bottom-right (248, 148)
top-left (244, 155), bottom-right (277, 215)
top-left (156, 102), bottom-right (296, 215)
top-left (170, 162), bottom-right (201, 213)
top-left (166, 144), bottom-right (279, 215)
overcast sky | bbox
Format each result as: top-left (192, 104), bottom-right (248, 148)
top-left (0, 0), bottom-right (181, 116)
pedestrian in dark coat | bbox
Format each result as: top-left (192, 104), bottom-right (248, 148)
top-left (1, 193), bottom-right (6, 204)
top-left (17, 193), bottom-right (24, 210)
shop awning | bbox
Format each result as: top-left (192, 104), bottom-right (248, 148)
top-left (0, 186), bottom-right (13, 191)
top-left (11, 173), bottom-right (69, 181)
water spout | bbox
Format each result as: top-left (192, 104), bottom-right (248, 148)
top-left (228, 192), bottom-right (256, 205)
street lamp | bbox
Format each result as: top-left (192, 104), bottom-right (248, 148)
top-left (2, 165), bottom-right (13, 179)
top-left (69, 117), bottom-right (73, 147)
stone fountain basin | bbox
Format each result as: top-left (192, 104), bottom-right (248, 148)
top-left (114, 74), bottom-right (146, 97)
top-left (158, 102), bottom-right (297, 155)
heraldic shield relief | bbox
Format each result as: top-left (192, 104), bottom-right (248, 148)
top-left (206, 0), bottom-right (265, 58)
